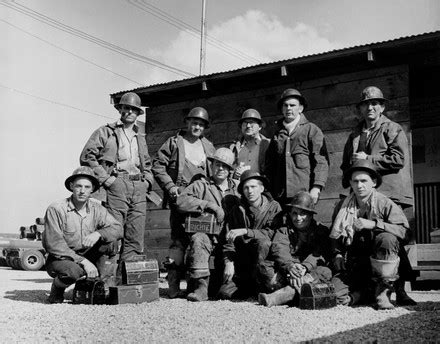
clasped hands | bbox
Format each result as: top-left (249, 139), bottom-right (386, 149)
top-left (287, 263), bottom-right (307, 290)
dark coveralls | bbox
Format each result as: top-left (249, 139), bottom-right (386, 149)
top-left (256, 217), bottom-right (332, 293)
top-left (219, 194), bottom-right (282, 298)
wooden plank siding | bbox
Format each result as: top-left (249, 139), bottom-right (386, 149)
top-left (143, 65), bottom-right (411, 261)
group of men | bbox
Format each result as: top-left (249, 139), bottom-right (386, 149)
top-left (42, 85), bottom-right (416, 310)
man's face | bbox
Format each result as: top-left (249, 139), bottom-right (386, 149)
top-left (282, 97), bottom-right (303, 123)
top-left (212, 160), bottom-right (231, 183)
top-left (289, 207), bottom-right (312, 230)
top-left (241, 119), bottom-right (261, 138)
top-left (242, 179), bottom-right (264, 204)
top-left (350, 171), bottom-right (377, 198)
top-left (70, 177), bottom-right (93, 204)
top-left (186, 118), bottom-right (206, 138)
top-left (119, 105), bottom-right (140, 125)
top-left (358, 100), bottom-right (384, 123)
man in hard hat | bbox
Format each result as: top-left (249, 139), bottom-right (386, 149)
top-left (330, 160), bottom-right (413, 309)
top-left (340, 86), bottom-right (416, 306)
top-left (152, 107), bottom-right (215, 298)
top-left (256, 191), bottom-right (332, 307)
top-left (80, 92), bottom-right (154, 266)
top-left (265, 88), bottom-right (329, 206)
top-left (43, 167), bottom-right (123, 303)
top-left (175, 148), bottom-right (240, 302)
top-left (229, 109), bottom-right (270, 180)
top-left (218, 170), bottom-right (282, 300)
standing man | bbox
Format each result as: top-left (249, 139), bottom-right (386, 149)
top-left (265, 88), bottom-right (329, 205)
top-left (152, 107), bottom-right (215, 298)
top-left (43, 167), bottom-right (123, 303)
top-left (257, 192), bottom-right (332, 307)
top-left (218, 170), bottom-right (282, 300)
top-left (229, 109), bottom-right (270, 180)
top-left (80, 92), bottom-right (154, 264)
top-left (330, 160), bottom-right (412, 309)
top-left (175, 148), bottom-right (240, 302)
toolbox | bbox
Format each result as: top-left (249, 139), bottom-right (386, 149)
top-left (185, 213), bottom-right (221, 235)
top-left (121, 258), bottom-right (159, 285)
top-left (72, 278), bottom-right (106, 305)
top-left (299, 282), bottom-right (337, 310)
top-left (108, 283), bottom-right (159, 305)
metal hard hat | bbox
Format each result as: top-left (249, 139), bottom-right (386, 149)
top-left (238, 170), bottom-right (269, 194)
top-left (286, 191), bottom-right (317, 214)
top-left (64, 166), bottom-right (100, 192)
top-left (185, 107), bottom-right (210, 128)
top-left (208, 147), bottom-right (235, 169)
top-left (277, 88), bottom-right (307, 109)
top-left (238, 109), bottom-right (263, 126)
top-left (343, 159), bottom-right (382, 189)
top-left (357, 86), bottom-right (387, 106)
top-left (114, 92), bottom-right (144, 114)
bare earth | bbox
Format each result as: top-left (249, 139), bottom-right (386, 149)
top-left (0, 267), bottom-right (439, 343)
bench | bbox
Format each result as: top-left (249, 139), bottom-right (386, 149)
top-left (412, 244), bottom-right (440, 280)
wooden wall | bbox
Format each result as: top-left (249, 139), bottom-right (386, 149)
top-left (143, 64), bottom-right (411, 265)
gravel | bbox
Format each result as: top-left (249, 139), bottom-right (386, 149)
top-left (0, 267), bottom-right (439, 343)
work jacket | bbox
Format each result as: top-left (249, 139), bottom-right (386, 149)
top-left (265, 115), bottom-right (329, 199)
top-left (229, 133), bottom-right (270, 176)
top-left (341, 115), bottom-right (413, 206)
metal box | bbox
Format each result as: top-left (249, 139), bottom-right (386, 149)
top-left (185, 213), bottom-right (221, 235)
top-left (299, 282), bottom-right (337, 310)
top-left (72, 278), bottom-right (106, 305)
top-left (121, 259), bottom-right (159, 285)
top-left (108, 283), bottom-right (159, 304)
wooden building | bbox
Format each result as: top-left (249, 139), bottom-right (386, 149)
top-left (112, 31), bottom-right (440, 265)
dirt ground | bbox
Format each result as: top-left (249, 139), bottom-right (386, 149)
top-left (0, 266), bottom-right (439, 343)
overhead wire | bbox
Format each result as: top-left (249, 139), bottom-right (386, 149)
top-left (0, 83), bottom-right (115, 120)
top-left (0, 18), bottom-right (144, 86)
top-left (1, 0), bottom-right (196, 78)
top-left (127, 0), bottom-right (263, 65)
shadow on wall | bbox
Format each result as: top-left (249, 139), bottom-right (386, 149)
top-left (311, 301), bottom-right (440, 343)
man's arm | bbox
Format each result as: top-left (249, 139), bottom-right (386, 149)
top-left (95, 205), bottom-right (124, 243)
top-left (309, 125), bottom-right (329, 191)
top-left (42, 205), bottom-right (83, 263)
top-left (140, 137), bottom-right (154, 191)
top-left (175, 180), bottom-right (212, 214)
top-left (270, 228), bottom-right (298, 273)
top-left (152, 138), bottom-right (177, 195)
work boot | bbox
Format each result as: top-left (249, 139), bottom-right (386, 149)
top-left (394, 279), bottom-right (417, 306)
top-left (374, 281), bottom-right (394, 310)
top-left (167, 269), bottom-right (186, 299)
top-left (216, 280), bottom-right (238, 300)
top-left (187, 277), bottom-right (209, 302)
top-left (48, 282), bottom-right (65, 304)
top-left (258, 286), bottom-right (296, 307)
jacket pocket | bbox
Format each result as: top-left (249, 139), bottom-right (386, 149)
top-left (294, 153), bottom-right (309, 169)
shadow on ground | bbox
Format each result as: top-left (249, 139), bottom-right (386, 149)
top-left (12, 278), bottom-right (52, 284)
top-left (308, 301), bottom-right (440, 343)
top-left (4, 289), bottom-right (49, 304)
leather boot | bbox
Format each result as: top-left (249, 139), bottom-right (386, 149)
top-left (48, 280), bottom-right (65, 304)
top-left (187, 277), bottom-right (209, 302)
top-left (216, 280), bottom-right (238, 300)
top-left (394, 279), bottom-right (417, 306)
top-left (374, 280), bottom-right (394, 310)
top-left (167, 269), bottom-right (186, 299)
top-left (258, 286), bottom-right (296, 307)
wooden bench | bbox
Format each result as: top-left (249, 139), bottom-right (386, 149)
top-left (408, 244), bottom-right (440, 286)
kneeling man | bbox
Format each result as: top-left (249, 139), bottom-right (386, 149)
top-left (43, 167), bottom-right (123, 303)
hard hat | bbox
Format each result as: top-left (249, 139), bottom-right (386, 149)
top-left (114, 92), bottom-right (144, 114)
top-left (357, 86), bottom-right (387, 106)
top-left (238, 170), bottom-right (269, 195)
top-left (64, 166), bottom-right (100, 192)
top-left (238, 109), bottom-right (263, 126)
top-left (285, 191), bottom-right (317, 214)
top-left (208, 148), bottom-right (235, 169)
top-left (277, 88), bottom-right (307, 109)
top-left (184, 107), bottom-right (210, 128)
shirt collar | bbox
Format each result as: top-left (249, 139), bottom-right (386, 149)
top-left (243, 133), bottom-right (262, 145)
top-left (116, 119), bottom-right (139, 132)
top-left (67, 196), bottom-right (91, 213)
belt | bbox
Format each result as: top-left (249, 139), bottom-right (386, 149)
top-left (116, 173), bottom-right (142, 181)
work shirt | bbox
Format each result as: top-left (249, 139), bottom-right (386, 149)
top-left (42, 197), bottom-right (123, 263)
top-left (237, 136), bottom-right (262, 173)
top-left (116, 121), bottom-right (141, 175)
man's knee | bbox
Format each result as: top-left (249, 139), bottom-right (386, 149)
top-left (190, 233), bottom-right (212, 249)
top-left (373, 232), bottom-right (400, 260)
top-left (46, 259), bottom-right (85, 286)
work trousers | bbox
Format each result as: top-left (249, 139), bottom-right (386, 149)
top-left (45, 242), bottom-right (116, 288)
top-left (106, 177), bottom-right (148, 261)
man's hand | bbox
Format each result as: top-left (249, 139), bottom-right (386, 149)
top-left (288, 263), bottom-right (307, 278)
top-left (352, 151), bottom-right (368, 161)
top-left (333, 254), bottom-right (346, 272)
top-left (168, 186), bottom-right (180, 200)
top-left (223, 261), bottom-right (235, 283)
top-left (309, 187), bottom-right (321, 204)
top-left (353, 218), bottom-right (375, 232)
top-left (233, 164), bottom-right (250, 179)
top-left (205, 202), bottom-right (225, 223)
top-left (80, 259), bottom-right (99, 278)
top-left (83, 232), bottom-right (101, 248)
top-left (226, 228), bottom-right (247, 243)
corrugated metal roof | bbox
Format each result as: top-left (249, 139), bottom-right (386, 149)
top-left (111, 30), bottom-right (440, 97)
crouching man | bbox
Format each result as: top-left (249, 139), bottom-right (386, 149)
top-left (218, 170), bottom-right (281, 300)
top-left (330, 160), bottom-right (415, 309)
top-left (257, 191), bottom-right (333, 307)
top-left (175, 148), bottom-right (239, 302)
top-left (42, 167), bottom-right (123, 303)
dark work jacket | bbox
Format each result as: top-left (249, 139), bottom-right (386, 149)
top-left (265, 115), bottom-right (329, 199)
top-left (341, 115), bottom-right (413, 206)
top-left (229, 133), bottom-right (270, 175)
top-left (222, 193), bottom-right (282, 263)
